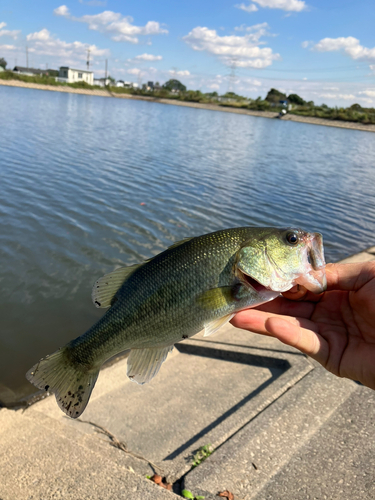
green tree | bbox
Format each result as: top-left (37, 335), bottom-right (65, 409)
top-left (0, 57), bottom-right (7, 69)
top-left (288, 93), bottom-right (305, 105)
top-left (162, 79), bottom-right (186, 92)
top-left (265, 88), bottom-right (287, 104)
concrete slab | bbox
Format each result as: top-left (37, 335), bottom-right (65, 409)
top-left (250, 384), bottom-right (375, 500)
top-left (0, 408), bottom-right (177, 500)
top-left (183, 367), bottom-right (358, 500)
top-left (339, 252), bottom-right (375, 264)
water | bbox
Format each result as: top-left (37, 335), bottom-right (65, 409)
top-left (0, 85), bottom-right (375, 403)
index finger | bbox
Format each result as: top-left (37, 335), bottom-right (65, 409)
top-left (325, 261), bottom-right (375, 291)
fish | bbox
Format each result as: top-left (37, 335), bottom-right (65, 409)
top-left (26, 226), bottom-right (326, 418)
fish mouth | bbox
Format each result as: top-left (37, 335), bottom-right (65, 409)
top-left (238, 270), bottom-right (281, 300)
top-left (295, 232), bottom-right (327, 294)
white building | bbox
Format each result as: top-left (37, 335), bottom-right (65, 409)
top-left (116, 80), bottom-right (136, 88)
top-left (94, 77), bottom-right (111, 87)
top-left (56, 67), bottom-right (94, 85)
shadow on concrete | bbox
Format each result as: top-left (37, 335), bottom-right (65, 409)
top-left (164, 343), bottom-right (290, 461)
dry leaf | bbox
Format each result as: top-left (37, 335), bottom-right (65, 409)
top-left (218, 490), bottom-right (234, 500)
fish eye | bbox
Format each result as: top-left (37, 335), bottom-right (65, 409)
top-left (286, 231), bottom-right (299, 245)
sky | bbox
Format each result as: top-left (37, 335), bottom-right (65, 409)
top-left (1, 0), bottom-right (375, 107)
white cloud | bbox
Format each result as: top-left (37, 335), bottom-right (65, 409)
top-left (128, 68), bottom-right (141, 75)
top-left (183, 25), bottom-right (280, 69)
top-left (319, 92), bottom-right (356, 100)
top-left (359, 89), bottom-right (375, 98)
top-left (313, 37), bottom-right (375, 61)
top-left (208, 83), bottom-right (220, 89)
top-left (0, 22), bottom-right (20, 39)
top-left (54, 5), bottom-right (168, 44)
top-left (27, 28), bottom-right (50, 41)
top-left (25, 28), bottom-right (109, 65)
top-left (169, 69), bottom-right (191, 76)
top-left (236, 0), bottom-right (306, 12)
top-left (0, 44), bottom-right (16, 50)
top-left (235, 3), bottom-right (259, 12)
top-left (370, 65), bottom-right (375, 72)
top-left (235, 22), bottom-right (271, 33)
top-left (134, 53), bottom-right (162, 61)
top-left (53, 5), bottom-right (70, 17)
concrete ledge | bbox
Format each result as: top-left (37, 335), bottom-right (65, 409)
top-left (183, 367), bottom-right (357, 499)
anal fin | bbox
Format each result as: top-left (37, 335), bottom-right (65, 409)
top-left (204, 313), bottom-right (234, 337)
top-left (127, 346), bottom-right (174, 385)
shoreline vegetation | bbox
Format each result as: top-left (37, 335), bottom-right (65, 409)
top-left (1, 71), bottom-right (375, 133)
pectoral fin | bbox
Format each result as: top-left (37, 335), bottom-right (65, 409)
top-left (127, 346), bottom-right (174, 385)
top-left (197, 287), bottom-right (234, 310)
top-left (204, 314), bottom-right (235, 337)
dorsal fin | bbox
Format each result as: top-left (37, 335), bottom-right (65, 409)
top-left (167, 237), bottom-right (194, 251)
top-left (91, 264), bottom-right (142, 308)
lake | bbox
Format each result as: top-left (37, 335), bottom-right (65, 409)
top-left (1, 85), bottom-right (375, 403)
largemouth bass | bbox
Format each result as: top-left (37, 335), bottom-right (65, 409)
top-left (26, 227), bottom-right (326, 418)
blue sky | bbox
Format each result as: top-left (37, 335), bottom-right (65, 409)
top-left (1, 0), bottom-right (375, 106)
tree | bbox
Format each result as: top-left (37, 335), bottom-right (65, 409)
top-left (0, 57), bottom-right (7, 69)
top-left (288, 93), bottom-right (305, 106)
top-left (162, 79), bottom-right (186, 92)
top-left (349, 103), bottom-right (362, 111)
top-left (265, 88), bottom-right (287, 104)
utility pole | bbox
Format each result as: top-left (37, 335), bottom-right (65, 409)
top-left (87, 48), bottom-right (90, 71)
top-left (26, 46), bottom-right (29, 68)
top-left (105, 59), bottom-right (108, 84)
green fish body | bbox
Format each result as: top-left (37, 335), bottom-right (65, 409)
top-left (26, 227), bottom-right (326, 418)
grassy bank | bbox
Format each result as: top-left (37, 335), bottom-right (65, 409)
top-left (1, 73), bottom-right (375, 133)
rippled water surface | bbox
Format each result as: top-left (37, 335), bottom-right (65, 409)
top-left (1, 85), bottom-right (375, 402)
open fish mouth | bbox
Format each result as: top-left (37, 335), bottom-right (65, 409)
top-left (238, 270), bottom-right (281, 302)
top-left (295, 231), bottom-right (327, 294)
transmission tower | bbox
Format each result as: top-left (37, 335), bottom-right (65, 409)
top-left (87, 49), bottom-right (90, 71)
top-left (227, 59), bottom-right (237, 94)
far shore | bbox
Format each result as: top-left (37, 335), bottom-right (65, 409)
top-left (1, 78), bottom-right (375, 133)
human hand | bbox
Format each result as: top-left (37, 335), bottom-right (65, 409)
top-left (231, 262), bottom-right (375, 390)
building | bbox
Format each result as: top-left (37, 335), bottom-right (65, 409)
top-left (13, 66), bottom-right (50, 77)
top-left (56, 67), bottom-right (94, 85)
top-left (93, 77), bottom-right (112, 87)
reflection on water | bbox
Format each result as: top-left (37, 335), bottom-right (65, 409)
top-left (1, 85), bottom-right (375, 402)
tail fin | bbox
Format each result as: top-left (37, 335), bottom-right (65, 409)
top-left (26, 348), bottom-right (99, 419)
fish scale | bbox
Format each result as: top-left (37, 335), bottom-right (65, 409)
top-left (26, 226), bottom-right (326, 418)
